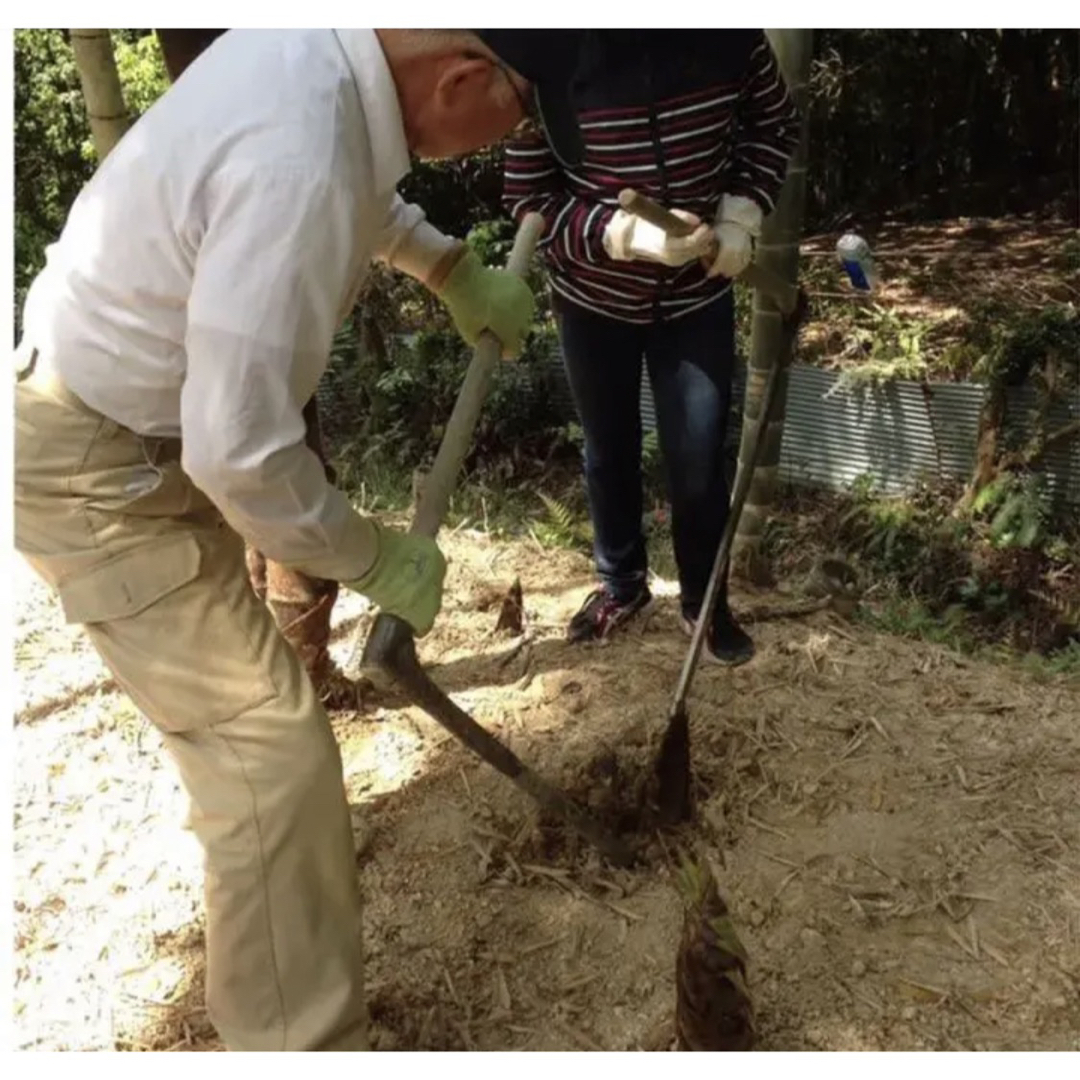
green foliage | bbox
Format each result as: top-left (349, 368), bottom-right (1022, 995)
top-left (465, 216), bottom-right (515, 268)
top-left (760, 472), bottom-right (1078, 663)
top-left (533, 492), bottom-right (593, 551)
top-left (860, 595), bottom-right (1080, 678)
top-left (314, 209), bottom-right (574, 499)
top-left (968, 301), bottom-right (1080, 388)
top-left (827, 472), bottom-right (1077, 655)
top-left (838, 477), bottom-right (933, 570)
top-left (321, 318), bottom-right (574, 497)
top-left (842, 468), bottom-right (1059, 566)
top-left (14, 29), bottom-right (171, 340)
top-left (375, 329), bottom-right (566, 462)
top-left (1016, 638), bottom-right (1080, 680)
top-left (970, 471), bottom-right (1051, 550)
top-left (832, 304), bottom-right (930, 390)
top-left (14, 29), bottom-right (92, 337)
top-left (793, 240), bottom-right (1078, 388)
top-left (640, 429), bottom-right (666, 492)
top-left (732, 281), bottom-right (754, 359)
top-left (858, 596), bottom-right (980, 653)
top-left (396, 146), bottom-right (506, 238)
top-left (113, 33), bottom-right (169, 122)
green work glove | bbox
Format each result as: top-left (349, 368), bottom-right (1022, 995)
top-left (436, 248), bottom-right (536, 359)
top-left (343, 523), bottom-right (447, 637)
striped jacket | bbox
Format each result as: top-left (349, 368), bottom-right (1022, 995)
top-left (502, 31), bottom-right (800, 323)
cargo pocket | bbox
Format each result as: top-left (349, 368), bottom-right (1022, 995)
top-left (54, 530), bottom-right (280, 733)
top-left (55, 531), bottom-right (202, 624)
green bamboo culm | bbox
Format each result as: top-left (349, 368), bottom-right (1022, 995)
top-left (69, 29), bottom-right (131, 163)
top-left (731, 30), bottom-right (814, 585)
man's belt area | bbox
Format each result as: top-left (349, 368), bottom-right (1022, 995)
top-left (16, 342), bottom-right (185, 465)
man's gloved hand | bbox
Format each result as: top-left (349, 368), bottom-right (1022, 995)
top-left (703, 194), bottom-right (763, 280)
top-left (342, 523), bottom-right (447, 637)
top-left (603, 207), bottom-right (714, 267)
top-left (435, 248), bottom-right (536, 360)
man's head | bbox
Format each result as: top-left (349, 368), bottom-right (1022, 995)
top-left (377, 30), bottom-right (585, 164)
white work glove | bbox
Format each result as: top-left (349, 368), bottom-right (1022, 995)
top-left (603, 208), bottom-right (713, 268)
top-left (704, 194), bottom-right (763, 279)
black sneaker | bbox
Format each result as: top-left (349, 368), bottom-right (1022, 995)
top-left (681, 604), bottom-right (755, 666)
top-left (567, 585), bottom-right (652, 643)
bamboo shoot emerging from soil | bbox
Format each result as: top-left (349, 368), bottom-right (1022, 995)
top-left (675, 857), bottom-right (756, 1051)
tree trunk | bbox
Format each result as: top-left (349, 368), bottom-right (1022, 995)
top-left (966, 380), bottom-right (1008, 501)
top-left (155, 28), bottom-right (356, 710)
top-left (69, 30), bottom-right (130, 161)
top-left (731, 29), bottom-right (814, 586)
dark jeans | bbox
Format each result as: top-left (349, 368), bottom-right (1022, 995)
top-left (553, 291), bottom-right (736, 618)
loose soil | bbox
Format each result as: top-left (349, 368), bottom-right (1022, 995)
top-left (12, 522), bottom-right (1080, 1051)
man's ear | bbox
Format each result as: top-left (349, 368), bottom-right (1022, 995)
top-left (432, 55), bottom-right (495, 111)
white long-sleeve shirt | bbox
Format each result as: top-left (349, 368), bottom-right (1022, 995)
top-left (20, 28), bottom-right (456, 582)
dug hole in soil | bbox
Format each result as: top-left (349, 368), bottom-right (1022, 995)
top-left (12, 523), bottom-right (1080, 1051)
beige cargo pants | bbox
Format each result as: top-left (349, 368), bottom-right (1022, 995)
top-left (13, 348), bottom-right (369, 1051)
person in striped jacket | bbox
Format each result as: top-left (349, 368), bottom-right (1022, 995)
top-left (503, 30), bottom-right (799, 664)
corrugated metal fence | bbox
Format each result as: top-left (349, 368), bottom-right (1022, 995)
top-left (538, 347), bottom-right (1080, 507)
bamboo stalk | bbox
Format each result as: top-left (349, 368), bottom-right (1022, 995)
top-left (732, 30), bottom-right (815, 585)
top-left (69, 30), bottom-right (131, 161)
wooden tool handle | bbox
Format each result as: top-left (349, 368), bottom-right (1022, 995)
top-left (618, 188), bottom-right (701, 238)
top-left (411, 212), bottom-right (546, 538)
top-left (617, 188), bottom-right (799, 316)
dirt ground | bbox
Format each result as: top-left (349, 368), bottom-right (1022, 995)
top-left (11, 520), bottom-right (1080, 1052)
